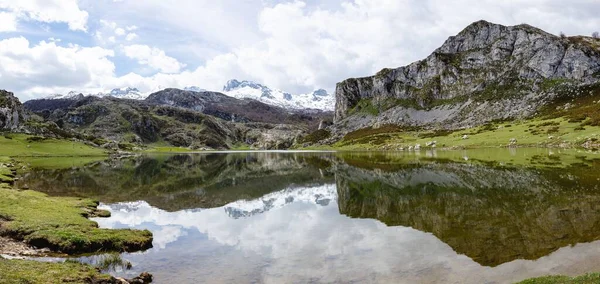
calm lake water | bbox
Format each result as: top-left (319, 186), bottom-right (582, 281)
top-left (19, 149), bottom-right (600, 284)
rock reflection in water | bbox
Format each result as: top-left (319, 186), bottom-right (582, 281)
top-left (335, 154), bottom-right (600, 267)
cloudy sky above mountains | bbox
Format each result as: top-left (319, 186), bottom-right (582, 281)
top-left (0, 0), bottom-right (599, 100)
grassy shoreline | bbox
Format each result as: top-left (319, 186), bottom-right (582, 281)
top-left (517, 273), bottom-right (600, 283)
top-left (297, 116), bottom-right (600, 152)
top-left (0, 139), bottom-right (153, 283)
top-left (0, 189), bottom-right (153, 254)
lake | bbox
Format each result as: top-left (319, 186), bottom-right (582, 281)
top-left (18, 149), bottom-right (600, 283)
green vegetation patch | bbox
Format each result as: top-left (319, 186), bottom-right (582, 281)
top-left (0, 188), bottom-right (152, 254)
top-left (516, 273), bottom-right (600, 284)
top-left (0, 157), bottom-right (15, 188)
top-left (339, 124), bottom-right (409, 146)
top-left (349, 99), bottom-right (379, 116)
top-left (0, 134), bottom-right (106, 157)
top-left (0, 258), bottom-right (113, 284)
top-left (300, 129), bottom-right (331, 144)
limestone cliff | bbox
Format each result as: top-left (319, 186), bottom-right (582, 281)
top-left (333, 20), bottom-right (600, 132)
top-left (0, 90), bottom-right (26, 130)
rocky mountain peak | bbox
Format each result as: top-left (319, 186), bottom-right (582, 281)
top-left (110, 87), bottom-right (139, 94)
top-left (223, 79), bottom-right (267, 92)
top-left (333, 20), bottom-right (600, 130)
top-left (312, 89), bottom-right (329, 97)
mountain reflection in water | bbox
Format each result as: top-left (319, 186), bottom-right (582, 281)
top-left (19, 150), bottom-right (600, 283)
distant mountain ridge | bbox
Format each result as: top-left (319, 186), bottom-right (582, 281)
top-left (42, 80), bottom-right (335, 111)
top-left (144, 88), bottom-right (332, 131)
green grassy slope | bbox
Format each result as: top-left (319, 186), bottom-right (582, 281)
top-left (0, 134), bottom-right (106, 157)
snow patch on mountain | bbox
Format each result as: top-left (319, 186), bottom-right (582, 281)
top-left (106, 87), bottom-right (147, 100)
top-left (43, 91), bottom-right (85, 100)
top-left (44, 87), bottom-right (149, 100)
top-left (183, 86), bottom-right (206, 92)
top-left (223, 79), bottom-right (334, 111)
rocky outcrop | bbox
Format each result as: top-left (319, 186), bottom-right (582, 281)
top-left (244, 123), bottom-right (303, 150)
top-left (333, 20), bottom-right (600, 133)
top-left (0, 90), bottom-right (26, 130)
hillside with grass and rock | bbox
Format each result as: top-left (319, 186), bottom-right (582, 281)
top-left (301, 20), bottom-right (600, 149)
top-left (4, 21), bottom-right (600, 152)
top-left (19, 89), bottom-right (333, 150)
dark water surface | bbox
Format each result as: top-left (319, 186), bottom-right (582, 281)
top-left (20, 149), bottom-right (600, 283)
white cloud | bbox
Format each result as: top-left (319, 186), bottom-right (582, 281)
top-left (125, 33), bottom-right (138, 41)
top-left (0, 11), bottom-right (17, 32)
top-left (96, 20), bottom-right (139, 45)
top-left (0, 0), bottom-right (88, 31)
top-left (123, 44), bottom-right (186, 73)
top-left (114, 27), bottom-right (125, 36)
top-left (77, 0), bottom-right (600, 96)
top-left (99, 19), bottom-right (117, 30)
top-left (4, 0), bottom-right (600, 100)
top-left (0, 37), bottom-right (115, 99)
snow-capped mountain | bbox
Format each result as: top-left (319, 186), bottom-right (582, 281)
top-left (41, 81), bottom-right (334, 111)
top-left (43, 91), bottom-right (85, 100)
top-left (223, 79), bottom-right (335, 111)
top-left (44, 87), bottom-right (148, 100)
top-left (106, 87), bottom-right (147, 100)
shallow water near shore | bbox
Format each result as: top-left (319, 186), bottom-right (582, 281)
top-left (19, 149), bottom-right (600, 283)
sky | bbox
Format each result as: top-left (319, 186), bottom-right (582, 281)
top-left (0, 0), bottom-right (599, 101)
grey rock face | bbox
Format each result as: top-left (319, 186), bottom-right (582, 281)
top-left (333, 20), bottom-right (600, 131)
top-left (0, 90), bottom-right (26, 130)
top-left (244, 124), bottom-right (303, 150)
